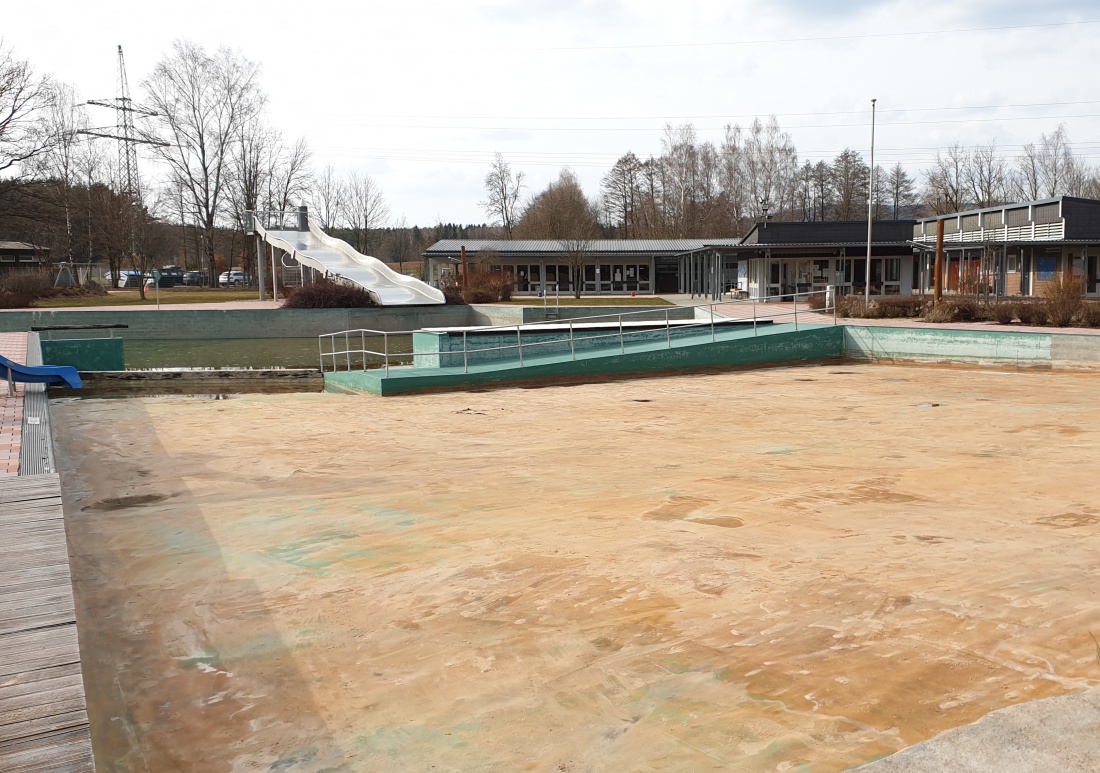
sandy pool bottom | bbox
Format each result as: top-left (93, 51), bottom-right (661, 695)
top-left (51, 364), bottom-right (1100, 772)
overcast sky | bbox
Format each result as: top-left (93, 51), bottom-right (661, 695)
top-left (10, 0), bottom-right (1099, 226)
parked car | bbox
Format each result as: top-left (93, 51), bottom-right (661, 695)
top-left (155, 265), bottom-right (185, 288)
top-left (117, 271), bottom-right (144, 288)
top-left (219, 270), bottom-right (250, 287)
top-left (182, 270), bottom-right (210, 286)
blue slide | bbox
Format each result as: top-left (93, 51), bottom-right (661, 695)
top-left (0, 353), bottom-right (82, 389)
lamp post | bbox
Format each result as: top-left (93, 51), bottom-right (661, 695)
top-left (865, 98), bottom-right (877, 302)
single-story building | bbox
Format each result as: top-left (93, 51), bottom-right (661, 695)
top-left (707, 220), bottom-right (917, 300)
top-left (421, 239), bottom-right (712, 296)
top-left (0, 241), bottom-right (48, 272)
top-left (424, 223), bottom-right (917, 300)
top-left (422, 197), bottom-right (1100, 300)
top-left (912, 196), bottom-right (1100, 297)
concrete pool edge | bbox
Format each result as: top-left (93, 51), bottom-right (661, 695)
top-left (326, 324), bottom-right (843, 395)
top-left (324, 324), bottom-right (1100, 395)
top-left (849, 686), bottom-right (1100, 772)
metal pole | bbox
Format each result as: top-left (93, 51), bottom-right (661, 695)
top-left (463, 330), bottom-right (468, 373)
top-left (665, 308), bottom-right (671, 348)
top-left (710, 304), bottom-right (715, 341)
top-left (753, 300), bottom-right (757, 335)
top-left (517, 327), bottom-right (523, 366)
top-left (934, 220), bottom-right (945, 304)
top-left (384, 332), bottom-right (389, 376)
top-left (619, 315), bottom-right (624, 353)
top-left (271, 244), bottom-right (279, 302)
top-left (345, 331), bottom-right (350, 371)
top-left (361, 330), bottom-right (366, 370)
top-left (569, 320), bottom-right (576, 360)
top-left (255, 231), bottom-right (266, 300)
top-left (794, 293), bottom-right (799, 330)
top-left (318, 335), bottom-right (324, 371)
top-left (865, 97), bottom-right (877, 303)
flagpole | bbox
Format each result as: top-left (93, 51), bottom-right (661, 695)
top-left (865, 98), bottom-right (877, 302)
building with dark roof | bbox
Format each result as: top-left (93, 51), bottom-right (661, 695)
top-left (708, 220), bottom-right (917, 299)
top-left (912, 196), bottom-right (1100, 297)
top-left (421, 239), bottom-right (712, 295)
top-left (422, 199), bottom-right (1100, 299)
top-left (0, 241), bottom-right (49, 273)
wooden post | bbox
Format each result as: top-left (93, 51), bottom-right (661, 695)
top-left (460, 245), bottom-right (469, 290)
top-left (934, 220), bottom-right (944, 304)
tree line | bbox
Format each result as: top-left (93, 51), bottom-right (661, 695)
top-left (0, 40), bottom-right (427, 292)
top-left (4, 37), bottom-right (1100, 292)
top-left (483, 122), bottom-right (1100, 241)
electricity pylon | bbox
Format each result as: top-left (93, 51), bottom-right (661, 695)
top-left (80, 46), bottom-right (167, 262)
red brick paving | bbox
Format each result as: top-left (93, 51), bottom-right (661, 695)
top-left (0, 333), bottom-right (28, 476)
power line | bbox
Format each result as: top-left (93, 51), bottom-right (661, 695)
top-left (505, 19), bottom-right (1100, 52)
top-left (315, 100), bottom-right (1100, 123)
top-left (309, 112), bottom-right (1100, 133)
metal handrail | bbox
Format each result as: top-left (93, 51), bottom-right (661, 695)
top-left (318, 290), bottom-right (837, 375)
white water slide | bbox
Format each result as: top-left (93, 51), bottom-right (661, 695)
top-left (255, 217), bottom-right (445, 306)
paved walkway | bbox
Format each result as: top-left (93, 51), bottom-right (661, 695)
top-left (0, 332), bottom-right (28, 476)
top-left (0, 299), bottom-right (283, 313)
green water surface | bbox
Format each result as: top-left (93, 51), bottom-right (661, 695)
top-left (124, 336), bottom-right (413, 370)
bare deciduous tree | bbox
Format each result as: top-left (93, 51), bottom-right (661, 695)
top-left (144, 40), bottom-right (264, 286)
top-left (32, 83), bottom-right (89, 262)
top-left (344, 170), bottom-right (389, 254)
top-left (963, 141), bottom-right (1008, 208)
top-left (310, 163), bottom-right (346, 230)
top-left (923, 143), bottom-right (967, 215)
top-left (0, 43), bottom-right (52, 207)
top-left (600, 152), bottom-right (642, 237)
top-left (480, 152), bottom-right (524, 238)
top-left (266, 135), bottom-right (312, 213)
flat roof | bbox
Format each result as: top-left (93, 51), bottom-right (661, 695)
top-left (424, 239), bottom-right (713, 259)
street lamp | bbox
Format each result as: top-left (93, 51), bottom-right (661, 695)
top-left (865, 98), bottom-right (877, 302)
top-left (759, 197), bottom-right (770, 229)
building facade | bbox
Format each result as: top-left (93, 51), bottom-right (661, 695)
top-left (912, 196), bottom-right (1100, 297)
top-left (421, 240), bottom-right (712, 296)
top-left (422, 198), bottom-right (1100, 300)
top-left (709, 220), bottom-right (917, 300)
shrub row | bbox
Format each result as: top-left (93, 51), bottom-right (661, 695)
top-left (0, 270), bottom-right (107, 309)
top-left (829, 276), bottom-right (1100, 328)
top-left (440, 270), bottom-right (515, 305)
top-left (281, 279), bottom-right (378, 308)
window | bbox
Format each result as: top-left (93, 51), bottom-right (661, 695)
top-left (884, 258), bottom-right (901, 282)
top-left (1007, 254), bottom-right (1018, 273)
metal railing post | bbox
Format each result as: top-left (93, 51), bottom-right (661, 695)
top-left (345, 332), bottom-right (351, 371)
top-left (318, 336), bottom-right (324, 371)
top-left (753, 300), bottom-right (757, 336)
top-left (517, 327), bottom-right (524, 366)
top-left (665, 308), bottom-right (671, 348)
top-left (463, 330), bottom-right (468, 373)
top-left (361, 330), bottom-right (366, 370)
top-left (710, 304), bottom-right (716, 341)
top-left (569, 320), bottom-right (576, 360)
top-left (619, 315), bottom-right (625, 353)
top-left (794, 293), bottom-right (799, 330)
top-left (384, 332), bottom-right (390, 377)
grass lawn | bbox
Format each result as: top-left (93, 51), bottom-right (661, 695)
top-left (496, 297), bottom-right (673, 306)
top-left (32, 289), bottom-right (267, 308)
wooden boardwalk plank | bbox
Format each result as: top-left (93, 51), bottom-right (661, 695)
top-left (0, 473), bottom-right (92, 770)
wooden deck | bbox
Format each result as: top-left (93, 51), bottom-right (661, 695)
top-left (0, 473), bottom-right (93, 771)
